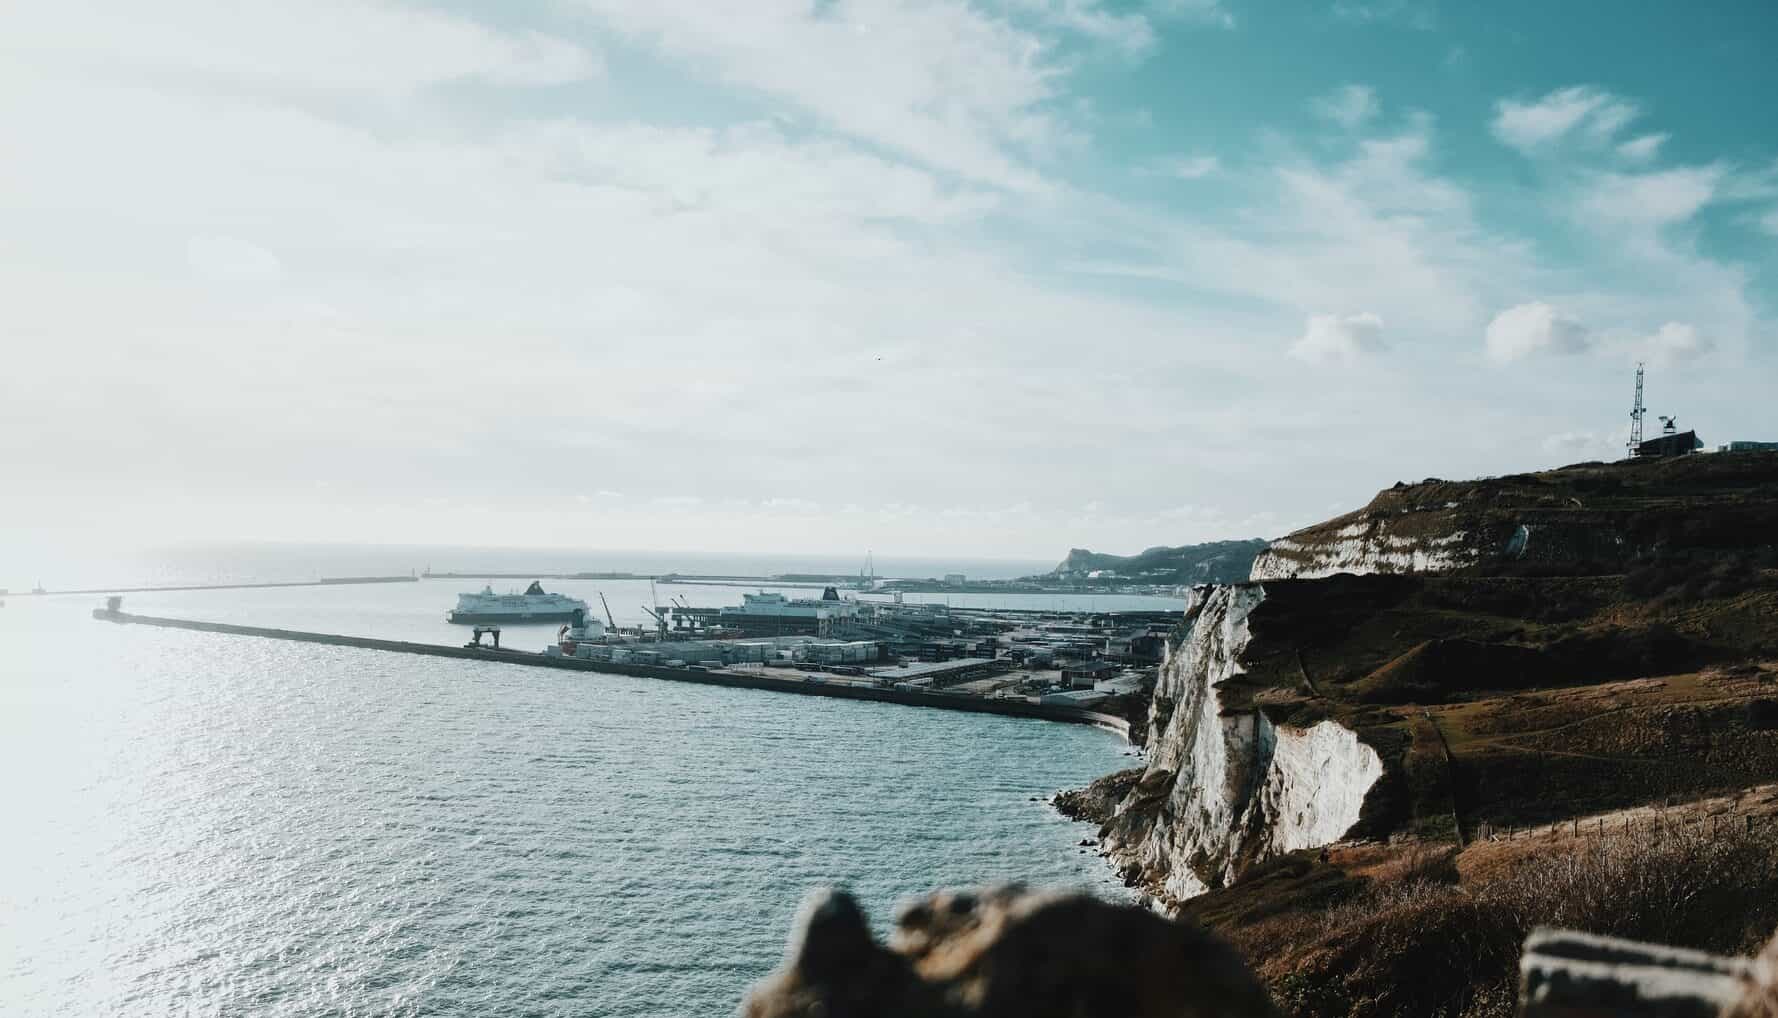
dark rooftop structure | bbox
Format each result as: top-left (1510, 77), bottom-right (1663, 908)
top-left (1635, 430), bottom-right (1703, 458)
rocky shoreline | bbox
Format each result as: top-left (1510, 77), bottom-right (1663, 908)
top-left (1050, 766), bottom-right (1140, 827)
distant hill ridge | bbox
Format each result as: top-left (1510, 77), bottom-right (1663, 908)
top-left (1048, 539), bottom-right (1269, 585)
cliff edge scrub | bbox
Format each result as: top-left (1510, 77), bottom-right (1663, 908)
top-left (1210, 817), bottom-right (1778, 1018)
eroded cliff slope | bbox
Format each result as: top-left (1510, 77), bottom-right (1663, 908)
top-left (1093, 453), bottom-right (1778, 913)
top-left (1099, 585), bottom-right (1384, 906)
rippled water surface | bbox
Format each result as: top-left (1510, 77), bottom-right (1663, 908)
top-left (0, 589), bottom-right (1131, 1016)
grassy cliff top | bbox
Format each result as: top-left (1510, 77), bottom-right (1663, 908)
top-left (1258, 450), bottom-right (1778, 578)
top-left (1215, 569), bottom-right (1778, 838)
top-left (1213, 451), bottom-right (1778, 837)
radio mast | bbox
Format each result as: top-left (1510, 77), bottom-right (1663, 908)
top-left (1626, 362), bottom-right (1646, 458)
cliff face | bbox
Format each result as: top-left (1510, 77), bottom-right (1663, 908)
top-left (1250, 518), bottom-right (1481, 580)
top-left (1101, 585), bottom-right (1383, 906)
top-left (1095, 454), bottom-right (1778, 910)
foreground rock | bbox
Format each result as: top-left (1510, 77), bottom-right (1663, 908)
top-left (740, 885), bottom-right (1281, 1018)
top-left (1729, 932), bottom-right (1778, 1018)
top-left (742, 888), bottom-right (1778, 1018)
top-left (1521, 927), bottom-right (1778, 1018)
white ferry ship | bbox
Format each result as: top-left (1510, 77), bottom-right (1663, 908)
top-left (447, 581), bottom-right (590, 624)
top-left (716, 588), bottom-right (858, 635)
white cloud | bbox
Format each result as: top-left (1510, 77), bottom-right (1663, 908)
top-left (1634, 321), bottom-right (1714, 365)
top-left (1492, 86), bottom-right (1638, 151)
top-left (1, 1), bottom-right (1772, 563)
top-left (1152, 0), bottom-right (1237, 30)
top-left (573, 0), bottom-right (1086, 191)
top-left (186, 235), bottom-right (283, 283)
top-left (1312, 84), bottom-right (1379, 128)
top-left (760, 497), bottom-right (824, 513)
top-left (1153, 154), bottom-right (1220, 179)
top-left (1762, 208), bottom-right (1778, 236)
top-left (1578, 166), bottom-right (1722, 228)
top-left (1541, 431), bottom-right (1616, 460)
top-left (1290, 312), bottom-right (1386, 363)
top-left (1079, 116), bottom-right (1521, 341)
top-left (1331, 0), bottom-right (1436, 29)
top-left (1485, 302), bottom-right (1591, 361)
top-left (1004, 0), bottom-right (1156, 53)
top-left (5, 0), bottom-right (600, 98)
top-left (1617, 133), bottom-right (1669, 163)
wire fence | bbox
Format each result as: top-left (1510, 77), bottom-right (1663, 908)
top-left (1475, 810), bottom-right (1778, 843)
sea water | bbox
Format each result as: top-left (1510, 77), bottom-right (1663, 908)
top-left (0, 582), bottom-right (1140, 1016)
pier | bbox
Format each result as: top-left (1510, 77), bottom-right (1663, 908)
top-left (90, 609), bottom-right (1132, 740)
top-left (24, 576), bottom-right (418, 597)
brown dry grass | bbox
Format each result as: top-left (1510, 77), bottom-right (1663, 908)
top-left (1218, 820), bottom-right (1778, 1018)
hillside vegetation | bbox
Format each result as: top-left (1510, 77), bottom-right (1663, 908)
top-left (1186, 791), bottom-right (1778, 1017)
top-left (1047, 539), bottom-right (1268, 585)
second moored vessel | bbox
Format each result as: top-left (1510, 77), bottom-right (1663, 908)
top-left (447, 581), bottom-right (589, 624)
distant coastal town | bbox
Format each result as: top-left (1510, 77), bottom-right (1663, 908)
top-left (420, 537), bottom-right (1270, 598)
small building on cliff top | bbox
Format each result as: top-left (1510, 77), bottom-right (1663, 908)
top-left (1635, 430), bottom-right (1703, 458)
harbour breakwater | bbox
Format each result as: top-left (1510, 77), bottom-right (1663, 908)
top-left (24, 575), bottom-right (417, 596)
top-left (90, 609), bottom-right (1131, 739)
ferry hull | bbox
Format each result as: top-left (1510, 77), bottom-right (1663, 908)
top-left (447, 609), bottom-right (585, 625)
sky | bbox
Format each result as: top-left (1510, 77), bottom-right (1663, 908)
top-left (3, 0), bottom-right (1776, 563)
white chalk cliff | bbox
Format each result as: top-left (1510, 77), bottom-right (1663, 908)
top-left (1249, 521), bottom-right (1477, 580)
top-left (1244, 470), bottom-right (1657, 581)
top-left (1102, 585), bottom-right (1382, 906)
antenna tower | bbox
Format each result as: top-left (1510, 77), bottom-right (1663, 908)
top-left (1627, 362), bottom-right (1646, 458)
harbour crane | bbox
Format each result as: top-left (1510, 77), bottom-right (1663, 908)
top-left (598, 591), bottom-right (617, 630)
top-left (640, 605), bottom-right (667, 639)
